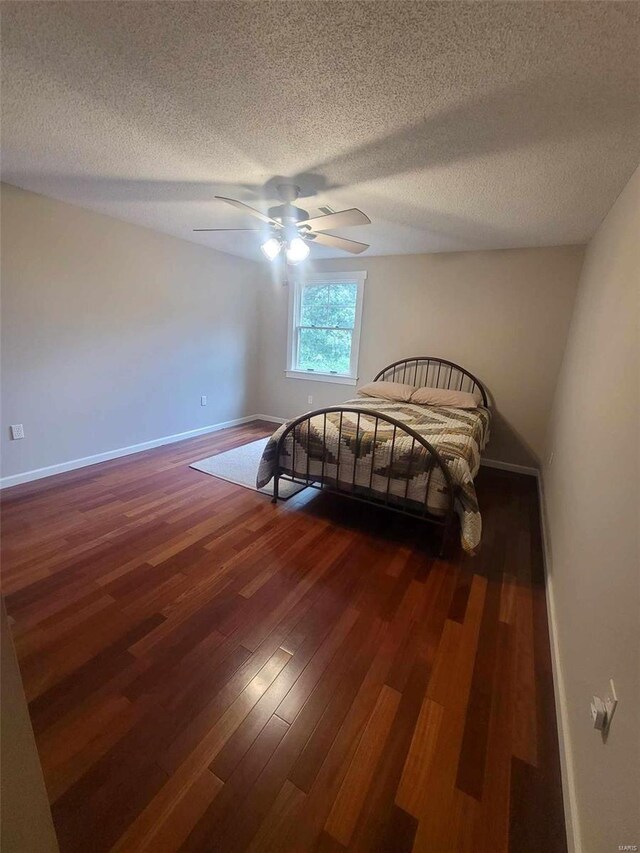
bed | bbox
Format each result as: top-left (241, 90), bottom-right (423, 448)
top-left (257, 357), bottom-right (490, 554)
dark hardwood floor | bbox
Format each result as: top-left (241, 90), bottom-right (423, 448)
top-left (1, 420), bottom-right (566, 852)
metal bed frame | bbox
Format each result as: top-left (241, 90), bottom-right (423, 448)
top-left (271, 357), bottom-right (488, 554)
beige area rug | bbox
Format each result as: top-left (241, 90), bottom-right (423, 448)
top-left (190, 437), bottom-right (307, 499)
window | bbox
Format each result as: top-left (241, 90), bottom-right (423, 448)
top-left (286, 271), bottom-right (366, 384)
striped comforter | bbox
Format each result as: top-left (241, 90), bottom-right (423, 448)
top-left (257, 397), bottom-right (490, 554)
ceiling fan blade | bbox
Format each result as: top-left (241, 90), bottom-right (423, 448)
top-left (297, 208), bottom-right (370, 232)
top-left (193, 228), bottom-right (262, 232)
top-left (310, 232), bottom-right (369, 254)
top-left (215, 196), bottom-right (281, 227)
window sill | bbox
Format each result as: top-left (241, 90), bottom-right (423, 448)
top-left (285, 370), bottom-right (358, 386)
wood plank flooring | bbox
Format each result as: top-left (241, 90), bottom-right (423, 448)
top-left (1, 420), bottom-right (567, 852)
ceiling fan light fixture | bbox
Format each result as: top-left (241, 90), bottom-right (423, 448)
top-left (285, 236), bottom-right (310, 264)
top-left (260, 237), bottom-right (282, 261)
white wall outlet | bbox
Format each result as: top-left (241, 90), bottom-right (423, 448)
top-left (604, 678), bottom-right (618, 731)
top-left (591, 678), bottom-right (618, 734)
top-left (201, 396), bottom-right (207, 406)
top-left (10, 424), bottom-right (25, 440)
top-left (591, 695), bottom-right (607, 730)
top-left (307, 395), bottom-right (313, 405)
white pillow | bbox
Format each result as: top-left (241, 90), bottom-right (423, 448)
top-left (357, 381), bottom-right (416, 402)
top-left (410, 386), bottom-right (478, 408)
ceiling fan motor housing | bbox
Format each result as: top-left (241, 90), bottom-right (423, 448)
top-left (267, 202), bottom-right (310, 223)
top-left (268, 185), bottom-right (309, 227)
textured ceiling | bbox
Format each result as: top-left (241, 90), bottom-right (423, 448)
top-left (1, 1), bottom-right (639, 261)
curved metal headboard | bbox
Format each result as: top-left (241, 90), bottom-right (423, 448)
top-left (373, 356), bottom-right (488, 407)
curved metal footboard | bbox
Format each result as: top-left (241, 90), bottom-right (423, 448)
top-left (271, 406), bottom-right (457, 554)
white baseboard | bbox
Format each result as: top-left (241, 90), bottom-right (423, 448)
top-left (480, 457), bottom-right (539, 477)
top-left (254, 414), bottom-right (287, 425)
top-left (537, 473), bottom-right (581, 853)
top-left (0, 414), bottom-right (263, 489)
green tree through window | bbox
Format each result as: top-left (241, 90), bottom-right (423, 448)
top-left (297, 282), bottom-right (358, 374)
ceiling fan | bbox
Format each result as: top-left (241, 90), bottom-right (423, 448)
top-left (194, 183), bottom-right (371, 263)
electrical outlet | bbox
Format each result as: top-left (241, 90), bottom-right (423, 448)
top-left (591, 696), bottom-right (607, 730)
top-left (308, 395), bottom-right (313, 405)
top-left (10, 424), bottom-right (24, 440)
top-left (605, 678), bottom-right (618, 730)
top-left (201, 396), bottom-right (207, 406)
top-left (591, 678), bottom-right (618, 734)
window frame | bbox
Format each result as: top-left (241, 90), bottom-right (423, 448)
top-left (285, 270), bottom-right (366, 385)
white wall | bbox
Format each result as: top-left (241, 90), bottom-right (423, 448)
top-left (1, 183), bottom-right (260, 479)
top-left (256, 247), bottom-right (584, 467)
top-left (542, 166), bottom-right (639, 852)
